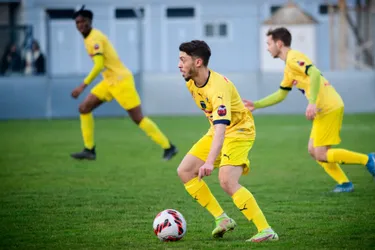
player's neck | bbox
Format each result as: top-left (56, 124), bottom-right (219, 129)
top-left (279, 47), bottom-right (291, 62)
top-left (83, 28), bottom-right (93, 38)
top-left (193, 68), bottom-right (210, 88)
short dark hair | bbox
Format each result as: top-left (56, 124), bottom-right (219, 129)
top-left (267, 27), bottom-right (292, 47)
top-left (72, 5), bottom-right (93, 20)
top-left (179, 40), bottom-right (211, 66)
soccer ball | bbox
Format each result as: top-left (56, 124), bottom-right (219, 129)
top-left (153, 209), bottom-right (187, 241)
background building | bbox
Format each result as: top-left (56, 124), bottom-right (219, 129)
top-left (0, 0), bottom-right (374, 118)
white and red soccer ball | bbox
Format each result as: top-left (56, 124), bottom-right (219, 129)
top-left (153, 209), bottom-right (187, 241)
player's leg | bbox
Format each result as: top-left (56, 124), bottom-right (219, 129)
top-left (110, 76), bottom-right (177, 160)
top-left (127, 105), bottom-right (177, 160)
top-left (70, 91), bottom-right (104, 160)
top-left (218, 139), bottom-right (278, 242)
top-left (312, 107), bottom-right (375, 178)
top-left (308, 138), bottom-right (352, 192)
top-left (177, 136), bottom-right (232, 236)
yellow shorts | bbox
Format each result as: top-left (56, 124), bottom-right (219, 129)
top-left (188, 135), bottom-right (254, 175)
top-left (310, 107), bottom-right (344, 147)
top-left (91, 75), bottom-right (141, 110)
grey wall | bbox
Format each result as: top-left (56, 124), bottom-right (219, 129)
top-left (1, 72), bottom-right (374, 120)
top-left (0, 75), bottom-right (141, 120)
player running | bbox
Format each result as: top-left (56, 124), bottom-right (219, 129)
top-left (243, 27), bottom-right (375, 193)
top-left (70, 6), bottom-right (177, 161)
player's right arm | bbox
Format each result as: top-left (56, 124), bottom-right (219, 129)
top-left (243, 73), bottom-right (291, 111)
top-left (71, 38), bottom-right (105, 99)
top-left (83, 55), bottom-right (104, 85)
top-left (83, 38), bottom-right (105, 85)
top-left (253, 88), bottom-right (289, 109)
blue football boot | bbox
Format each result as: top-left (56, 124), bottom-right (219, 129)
top-left (365, 153), bottom-right (375, 177)
top-left (333, 182), bottom-right (354, 193)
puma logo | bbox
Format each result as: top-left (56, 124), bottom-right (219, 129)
top-left (239, 204), bottom-right (248, 211)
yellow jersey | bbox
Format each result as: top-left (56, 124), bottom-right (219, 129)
top-left (84, 28), bottom-right (132, 83)
top-left (186, 70), bottom-right (255, 139)
top-left (280, 49), bottom-right (344, 115)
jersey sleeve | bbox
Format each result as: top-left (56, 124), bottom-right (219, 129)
top-left (279, 70), bottom-right (293, 91)
top-left (211, 86), bottom-right (232, 126)
top-left (88, 36), bottom-right (104, 56)
top-left (287, 53), bottom-right (312, 76)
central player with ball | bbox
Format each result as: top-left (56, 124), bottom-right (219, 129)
top-left (176, 40), bottom-right (278, 242)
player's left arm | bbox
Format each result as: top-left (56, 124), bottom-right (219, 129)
top-left (306, 65), bottom-right (321, 104)
top-left (288, 54), bottom-right (321, 103)
top-left (289, 54), bottom-right (321, 119)
top-left (206, 89), bottom-right (232, 164)
top-left (198, 121), bottom-right (227, 180)
top-left (83, 40), bottom-right (105, 85)
top-left (206, 124), bottom-right (226, 165)
top-left (198, 87), bottom-right (231, 180)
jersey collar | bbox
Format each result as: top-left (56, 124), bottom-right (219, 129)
top-left (194, 70), bottom-right (211, 88)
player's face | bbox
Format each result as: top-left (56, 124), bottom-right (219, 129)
top-left (75, 16), bottom-right (91, 36)
top-left (266, 35), bottom-right (281, 58)
top-left (178, 52), bottom-right (197, 81)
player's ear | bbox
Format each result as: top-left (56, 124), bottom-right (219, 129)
top-left (276, 40), bottom-right (283, 49)
top-left (195, 57), bottom-right (203, 67)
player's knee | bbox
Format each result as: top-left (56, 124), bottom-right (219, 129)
top-left (128, 106), bottom-right (144, 124)
top-left (314, 150), bottom-right (327, 162)
top-left (308, 146), bottom-right (315, 158)
top-left (219, 176), bottom-right (236, 194)
top-left (78, 103), bottom-right (92, 114)
top-left (177, 165), bottom-right (193, 183)
top-left (176, 166), bottom-right (184, 179)
top-left (131, 115), bottom-right (144, 125)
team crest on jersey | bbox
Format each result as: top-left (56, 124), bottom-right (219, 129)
top-left (94, 44), bottom-right (100, 50)
top-left (200, 101), bottom-right (206, 109)
top-left (297, 61), bottom-right (305, 66)
top-left (217, 105), bottom-right (227, 116)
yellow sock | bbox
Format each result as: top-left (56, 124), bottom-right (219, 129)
top-left (317, 161), bottom-right (350, 184)
top-left (139, 117), bottom-right (171, 149)
top-left (232, 187), bottom-right (270, 232)
top-left (80, 113), bottom-right (94, 149)
top-left (184, 177), bottom-right (224, 218)
top-left (327, 148), bottom-right (369, 165)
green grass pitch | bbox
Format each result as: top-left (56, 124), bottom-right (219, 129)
top-left (1, 114), bottom-right (374, 249)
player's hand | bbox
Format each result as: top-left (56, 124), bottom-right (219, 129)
top-left (71, 84), bottom-right (87, 99)
top-left (243, 99), bottom-right (255, 111)
top-left (305, 104), bottom-right (317, 120)
top-left (198, 163), bottom-right (214, 181)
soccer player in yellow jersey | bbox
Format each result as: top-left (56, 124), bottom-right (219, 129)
top-left (177, 40), bottom-right (278, 242)
top-left (243, 27), bottom-right (375, 193)
top-left (69, 6), bottom-right (177, 161)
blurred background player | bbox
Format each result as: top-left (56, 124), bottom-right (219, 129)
top-left (243, 27), bottom-right (375, 193)
top-left (70, 6), bottom-right (177, 161)
top-left (177, 40), bottom-right (278, 242)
